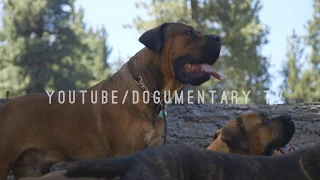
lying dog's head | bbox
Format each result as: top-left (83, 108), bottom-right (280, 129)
top-left (139, 22), bottom-right (221, 86)
top-left (207, 112), bottom-right (295, 156)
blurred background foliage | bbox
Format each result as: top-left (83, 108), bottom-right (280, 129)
top-left (0, 0), bottom-right (111, 96)
top-left (281, 0), bottom-right (320, 103)
top-left (0, 0), bottom-right (318, 103)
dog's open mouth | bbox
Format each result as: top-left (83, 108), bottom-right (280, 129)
top-left (183, 63), bottom-right (222, 80)
top-left (173, 34), bottom-right (221, 86)
top-left (272, 144), bottom-right (296, 155)
top-left (264, 143), bottom-right (296, 156)
top-left (174, 55), bottom-right (221, 86)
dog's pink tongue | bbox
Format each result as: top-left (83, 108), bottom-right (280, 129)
top-left (279, 144), bottom-right (291, 153)
top-left (200, 64), bottom-right (222, 80)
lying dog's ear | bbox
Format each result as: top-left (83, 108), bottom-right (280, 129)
top-left (259, 112), bottom-right (271, 124)
top-left (139, 23), bottom-right (170, 53)
top-left (213, 128), bottom-right (222, 140)
top-left (220, 126), bottom-right (248, 151)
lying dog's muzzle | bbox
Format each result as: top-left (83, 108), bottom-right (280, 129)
top-left (263, 115), bottom-right (296, 156)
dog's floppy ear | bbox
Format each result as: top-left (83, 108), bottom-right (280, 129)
top-left (213, 128), bottom-right (222, 140)
top-left (220, 125), bottom-right (248, 151)
top-left (259, 112), bottom-right (271, 124)
top-left (139, 23), bottom-right (170, 53)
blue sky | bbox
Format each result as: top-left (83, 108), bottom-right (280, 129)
top-left (76, 1), bottom-right (312, 103)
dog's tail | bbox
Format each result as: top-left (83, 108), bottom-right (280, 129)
top-left (66, 157), bottom-right (129, 179)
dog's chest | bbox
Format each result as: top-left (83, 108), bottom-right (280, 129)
top-left (144, 129), bottom-right (162, 148)
top-left (108, 117), bottom-right (165, 156)
top-left (145, 129), bottom-right (155, 142)
top-left (144, 118), bottom-right (165, 148)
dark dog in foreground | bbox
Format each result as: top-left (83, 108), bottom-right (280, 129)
top-left (0, 22), bottom-right (221, 179)
top-left (52, 143), bottom-right (320, 180)
top-left (207, 113), bottom-right (295, 155)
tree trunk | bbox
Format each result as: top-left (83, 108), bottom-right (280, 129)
top-left (190, 0), bottom-right (198, 21)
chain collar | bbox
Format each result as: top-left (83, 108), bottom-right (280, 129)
top-left (134, 76), bottom-right (164, 107)
top-left (127, 59), bottom-right (167, 144)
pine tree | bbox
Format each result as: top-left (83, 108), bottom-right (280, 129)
top-left (129, 0), bottom-right (270, 104)
top-left (110, 50), bottom-right (126, 74)
top-left (0, 0), bottom-right (111, 96)
top-left (282, 0), bottom-right (320, 103)
top-left (281, 32), bottom-right (304, 103)
top-left (306, 0), bottom-right (320, 101)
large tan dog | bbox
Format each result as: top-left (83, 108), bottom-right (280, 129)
top-left (207, 113), bottom-right (295, 155)
top-left (21, 144), bottom-right (320, 180)
top-left (0, 22), bottom-right (221, 179)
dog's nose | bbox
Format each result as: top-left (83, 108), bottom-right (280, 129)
top-left (209, 35), bottom-right (221, 42)
top-left (281, 114), bottom-right (295, 137)
top-left (281, 114), bottom-right (295, 128)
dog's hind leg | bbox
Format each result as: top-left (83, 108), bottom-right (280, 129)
top-left (0, 164), bottom-right (12, 180)
top-left (0, 144), bottom-right (21, 180)
top-left (11, 148), bottom-right (64, 179)
top-left (12, 165), bottom-right (44, 179)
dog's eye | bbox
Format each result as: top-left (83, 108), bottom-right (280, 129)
top-left (186, 30), bottom-right (196, 37)
top-left (263, 117), bottom-right (271, 124)
top-left (264, 119), bottom-right (271, 124)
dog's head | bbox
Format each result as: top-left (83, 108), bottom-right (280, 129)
top-left (139, 22), bottom-right (221, 86)
top-left (207, 112), bottom-right (295, 156)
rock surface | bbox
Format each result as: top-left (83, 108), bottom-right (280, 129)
top-left (164, 103), bottom-right (320, 149)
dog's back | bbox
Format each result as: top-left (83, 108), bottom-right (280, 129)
top-left (65, 144), bottom-right (319, 180)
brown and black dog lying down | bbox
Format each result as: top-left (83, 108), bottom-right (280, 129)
top-left (207, 113), bottom-right (295, 156)
top-left (22, 143), bottom-right (320, 180)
